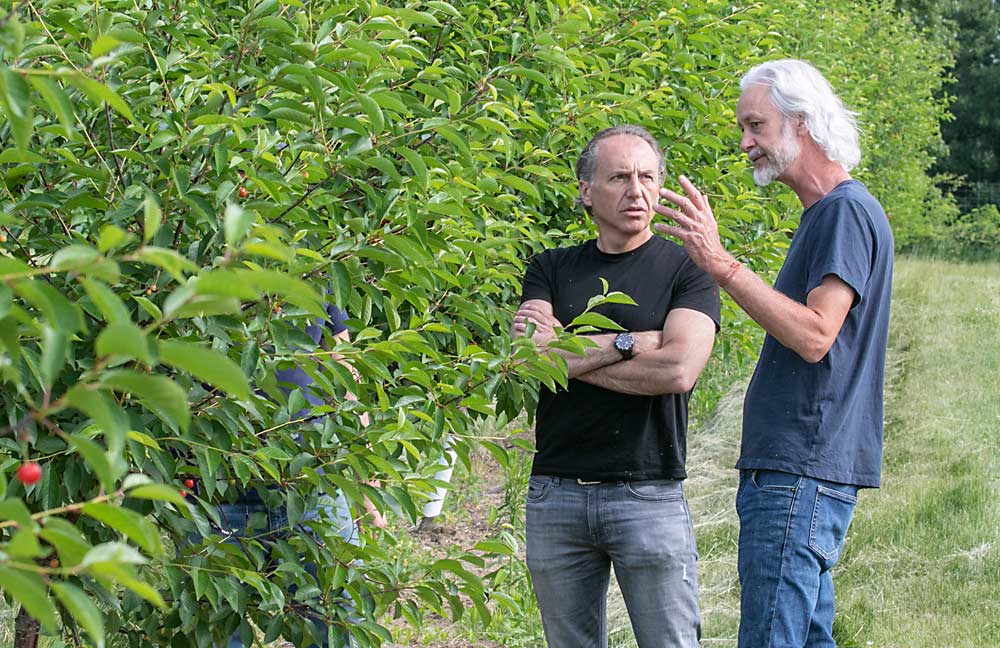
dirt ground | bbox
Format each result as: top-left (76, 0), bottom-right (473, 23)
top-left (384, 455), bottom-right (510, 648)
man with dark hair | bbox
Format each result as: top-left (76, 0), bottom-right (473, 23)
top-left (655, 59), bottom-right (893, 647)
top-left (511, 125), bottom-right (720, 648)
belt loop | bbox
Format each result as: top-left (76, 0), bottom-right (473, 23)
top-left (552, 476), bottom-right (561, 486)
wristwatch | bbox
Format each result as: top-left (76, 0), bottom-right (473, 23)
top-left (613, 332), bottom-right (634, 360)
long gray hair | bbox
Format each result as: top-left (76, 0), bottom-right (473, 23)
top-left (741, 59), bottom-right (861, 172)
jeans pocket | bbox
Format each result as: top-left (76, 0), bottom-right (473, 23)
top-left (625, 480), bottom-right (683, 501)
top-left (808, 485), bottom-right (858, 562)
top-left (526, 475), bottom-right (555, 503)
top-left (751, 469), bottom-right (801, 492)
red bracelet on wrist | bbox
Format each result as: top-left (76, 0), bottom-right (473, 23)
top-left (718, 260), bottom-right (742, 289)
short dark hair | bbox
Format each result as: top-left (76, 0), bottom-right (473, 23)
top-left (575, 125), bottom-right (666, 183)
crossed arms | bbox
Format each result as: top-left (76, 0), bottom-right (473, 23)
top-left (511, 299), bottom-right (716, 396)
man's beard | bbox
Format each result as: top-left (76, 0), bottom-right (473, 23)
top-left (752, 127), bottom-right (800, 186)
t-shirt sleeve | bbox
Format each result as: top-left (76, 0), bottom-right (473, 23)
top-left (671, 257), bottom-right (722, 331)
top-left (323, 304), bottom-right (348, 336)
top-left (805, 197), bottom-right (876, 306)
top-left (520, 251), bottom-right (555, 304)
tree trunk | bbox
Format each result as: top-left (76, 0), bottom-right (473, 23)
top-left (13, 606), bottom-right (40, 648)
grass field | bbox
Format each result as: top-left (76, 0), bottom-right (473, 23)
top-left (606, 256), bottom-right (1000, 647)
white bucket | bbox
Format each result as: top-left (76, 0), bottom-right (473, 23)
top-left (421, 440), bottom-right (457, 519)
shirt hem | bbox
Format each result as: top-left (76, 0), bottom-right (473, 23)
top-left (734, 458), bottom-right (880, 488)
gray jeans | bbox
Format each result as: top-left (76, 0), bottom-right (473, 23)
top-left (525, 476), bottom-right (701, 648)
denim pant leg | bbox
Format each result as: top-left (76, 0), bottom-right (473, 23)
top-left (275, 493), bottom-right (361, 648)
top-left (215, 502), bottom-right (270, 648)
top-left (736, 470), bottom-right (858, 648)
top-left (526, 476), bottom-right (612, 648)
top-left (609, 480), bottom-right (701, 648)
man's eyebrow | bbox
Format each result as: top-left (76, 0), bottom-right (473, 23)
top-left (606, 166), bottom-right (658, 174)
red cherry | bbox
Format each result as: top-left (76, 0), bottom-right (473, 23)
top-left (16, 462), bottom-right (42, 486)
top-left (238, 187), bottom-right (248, 198)
top-left (180, 490), bottom-right (188, 498)
top-left (184, 479), bottom-right (195, 489)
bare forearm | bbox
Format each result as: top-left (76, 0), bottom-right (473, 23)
top-left (576, 310), bottom-right (716, 395)
top-left (546, 333), bottom-right (619, 378)
top-left (575, 354), bottom-right (691, 395)
top-left (721, 268), bottom-right (840, 363)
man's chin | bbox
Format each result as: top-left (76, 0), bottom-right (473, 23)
top-left (753, 168), bottom-right (778, 186)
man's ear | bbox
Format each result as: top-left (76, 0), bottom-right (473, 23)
top-left (579, 180), bottom-right (592, 207)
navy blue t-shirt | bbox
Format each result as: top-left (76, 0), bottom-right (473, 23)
top-left (739, 180), bottom-right (893, 488)
top-left (275, 304), bottom-right (348, 414)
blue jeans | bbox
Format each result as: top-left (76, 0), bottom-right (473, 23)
top-left (209, 493), bottom-right (359, 648)
top-left (736, 470), bottom-right (859, 648)
top-left (525, 476), bottom-right (701, 648)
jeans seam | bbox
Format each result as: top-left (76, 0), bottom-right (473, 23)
top-left (624, 481), bottom-right (684, 501)
top-left (767, 476), bottom-right (803, 645)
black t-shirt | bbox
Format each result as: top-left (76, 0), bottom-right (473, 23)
top-left (520, 236), bottom-right (721, 481)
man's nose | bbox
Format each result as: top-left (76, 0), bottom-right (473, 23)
top-left (626, 174), bottom-right (643, 195)
top-left (740, 131), bottom-right (754, 152)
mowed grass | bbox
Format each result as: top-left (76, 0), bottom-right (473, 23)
top-left (609, 256), bottom-right (1000, 647)
top-left (833, 258), bottom-right (1000, 647)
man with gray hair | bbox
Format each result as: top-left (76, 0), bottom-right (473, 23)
top-left (511, 124), bottom-right (720, 647)
top-left (655, 59), bottom-right (893, 647)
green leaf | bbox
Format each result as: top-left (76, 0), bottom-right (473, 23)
top-left (0, 149), bottom-right (45, 164)
top-left (88, 560), bottom-right (165, 608)
top-left (80, 278), bottom-right (130, 325)
top-left (473, 539), bottom-right (516, 556)
top-left (81, 502), bottom-right (161, 555)
top-left (100, 370), bottom-right (190, 432)
top-left (66, 74), bottom-right (136, 124)
top-left (224, 203), bottom-right (254, 247)
top-left (135, 246), bottom-right (198, 282)
top-left (14, 279), bottom-right (85, 332)
top-left (67, 434), bottom-right (116, 493)
top-left (0, 498), bottom-right (35, 529)
top-left (96, 224), bottom-right (132, 253)
top-left (0, 256), bottom-right (32, 278)
top-left (39, 517), bottom-right (92, 568)
top-left (96, 322), bottom-right (154, 365)
top-left (27, 76), bottom-right (77, 137)
top-left (158, 339), bottom-right (250, 400)
top-left (0, 68), bottom-right (34, 150)
top-left (39, 325), bottom-right (68, 389)
top-left (90, 34), bottom-right (122, 59)
top-left (127, 483), bottom-right (186, 506)
top-left (286, 489), bottom-right (304, 529)
top-left (64, 385), bottom-right (128, 455)
top-left (143, 193), bottom-right (161, 243)
top-left (53, 582), bottom-right (106, 648)
top-left (79, 541), bottom-right (147, 568)
top-left (6, 527), bottom-right (44, 560)
top-left (568, 312), bottom-right (625, 331)
top-left (126, 430), bottom-right (162, 451)
top-left (0, 567), bottom-right (59, 632)
top-left (52, 244), bottom-right (101, 271)
top-left (396, 146), bottom-right (428, 191)
top-left (132, 294), bottom-right (162, 320)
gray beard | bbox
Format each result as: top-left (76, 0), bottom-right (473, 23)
top-left (752, 137), bottom-right (800, 187)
